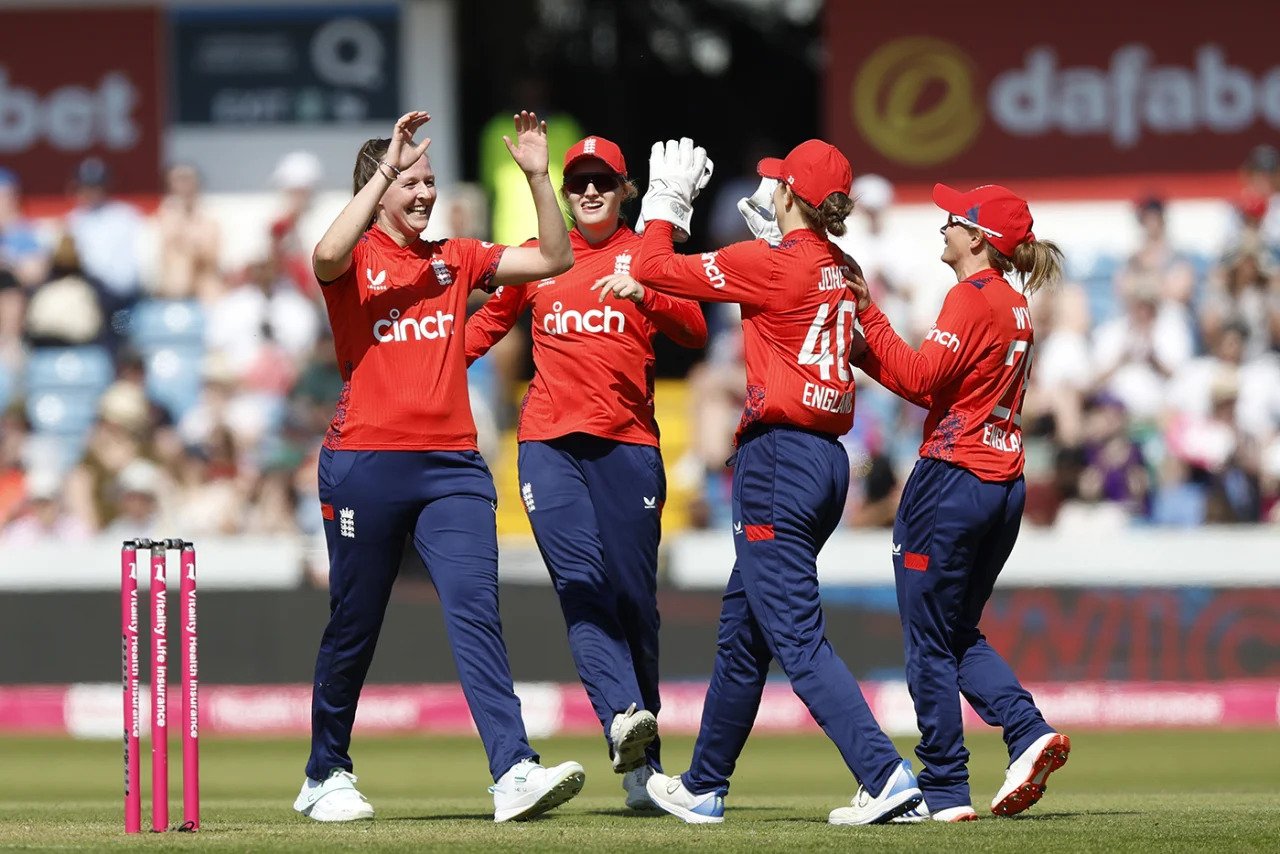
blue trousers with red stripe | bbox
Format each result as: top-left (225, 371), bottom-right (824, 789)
top-left (893, 457), bottom-right (1054, 810)
top-left (518, 435), bottom-right (664, 770)
top-left (683, 426), bottom-right (904, 796)
top-left (307, 447), bottom-right (534, 782)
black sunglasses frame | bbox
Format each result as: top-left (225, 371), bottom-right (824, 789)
top-left (563, 172), bottom-right (623, 194)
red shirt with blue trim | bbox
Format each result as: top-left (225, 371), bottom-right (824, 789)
top-left (857, 267), bottom-right (1034, 481)
top-left (635, 220), bottom-right (858, 443)
top-left (465, 225), bottom-right (706, 446)
top-left (318, 225), bottom-right (505, 451)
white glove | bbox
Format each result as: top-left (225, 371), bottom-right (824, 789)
top-left (736, 177), bottom-right (782, 245)
top-left (637, 138), bottom-right (713, 241)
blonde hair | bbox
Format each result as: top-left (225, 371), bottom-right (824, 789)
top-left (795, 192), bottom-right (855, 237)
top-left (970, 232), bottom-right (1064, 296)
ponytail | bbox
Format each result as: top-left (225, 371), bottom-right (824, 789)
top-left (985, 238), bottom-right (1065, 295)
top-left (795, 192), bottom-right (855, 237)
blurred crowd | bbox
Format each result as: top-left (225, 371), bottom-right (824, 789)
top-left (2, 143), bottom-right (1279, 545)
top-left (0, 154), bottom-right (342, 545)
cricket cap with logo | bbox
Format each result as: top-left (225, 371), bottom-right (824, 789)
top-left (563, 135), bottom-right (627, 177)
top-left (932, 183), bottom-right (1035, 257)
top-left (756, 139), bottom-right (853, 208)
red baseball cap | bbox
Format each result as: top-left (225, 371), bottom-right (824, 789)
top-left (932, 183), bottom-right (1035, 256)
top-left (563, 136), bottom-right (627, 177)
top-left (758, 140), bottom-right (852, 208)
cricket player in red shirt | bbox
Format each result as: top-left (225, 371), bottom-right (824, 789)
top-left (466, 135), bottom-right (707, 810)
top-left (848, 183), bottom-right (1070, 822)
top-left (293, 110), bottom-right (586, 824)
top-left (594, 139), bottom-right (921, 825)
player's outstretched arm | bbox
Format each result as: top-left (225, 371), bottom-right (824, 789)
top-left (492, 111), bottom-right (574, 287)
top-left (314, 111), bottom-right (431, 283)
top-left (593, 274), bottom-right (708, 348)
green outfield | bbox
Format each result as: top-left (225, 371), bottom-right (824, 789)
top-left (2, 730), bottom-right (1278, 851)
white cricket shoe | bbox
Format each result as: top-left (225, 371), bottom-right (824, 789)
top-left (891, 799), bottom-right (979, 823)
top-left (609, 703), bottom-right (658, 772)
top-left (293, 768), bottom-right (375, 822)
top-left (490, 758), bottom-right (585, 822)
top-left (645, 772), bottom-right (725, 824)
top-left (622, 765), bottom-right (659, 811)
top-left (828, 760), bottom-right (923, 825)
top-left (991, 732), bottom-right (1070, 817)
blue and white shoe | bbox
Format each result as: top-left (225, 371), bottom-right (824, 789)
top-left (645, 772), bottom-right (725, 824)
top-left (490, 758), bottom-right (585, 822)
top-left (828, 760), bottom-right (923, 825)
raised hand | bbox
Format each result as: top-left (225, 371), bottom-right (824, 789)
top-left (385, 111), bottom-right (431, 173)
top-left (503, 111), bottom-right (549, 177)
top-left (591, 274), bottom-right (646, 304)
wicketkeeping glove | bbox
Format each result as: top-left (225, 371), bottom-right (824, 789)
top-left (736, 177), bottom-right (782, 246)
top-left (637, 138), bottom-right (714, 241)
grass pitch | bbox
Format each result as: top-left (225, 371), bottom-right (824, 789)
top-left (2, 730), bottom-right (1278, 851)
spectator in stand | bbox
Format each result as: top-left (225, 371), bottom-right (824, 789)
top-left (1168, 320), bottom-right (1280, 443)
top-left (64, 383), bottom-right (154, 530)
top-left (1023, 282), bottom-right (1091, 447)
top-left (0, 408), bottom-right (30, 526)
top-left (23, 234), bottom-right (105, 348)
top-left (269, 151), bottom-right (324, 296)
top-left (206, 246), bottom-right (320, 375)
top-left (101, 458), bottom-right (170, 540)
top-left (1116, 195), bottom-right (1196, 309)
top-left (1238, 144), bottom-right (1280, 252)
top-left (1, 468), bottom-right (91, 543)
top-left (0, 268), bottom-right (22, 368)
top-left (64, 158), bottom-right (144, 333)
top-left (154, 163), bottom-right (223, 302)
top-left (1091, 275), bottom-right (1193, 423)
top-left (1076, 394), bottom-right (1150, 519)
top-left (1201, 245), bottom-right (1277, 360)
top-left (0, 168), bottom-right (50, 288)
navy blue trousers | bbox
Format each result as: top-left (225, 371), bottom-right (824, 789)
top-left (518, 436), bottom-right (664, 770)
top-left (307, 448), bottom-right (534, 782)
top-left (893, 458), bottom-right (1054, 810)
top-left (684, 426), bottom-right (903, 796)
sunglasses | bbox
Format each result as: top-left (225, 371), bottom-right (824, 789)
top-left (940, 214), bottom-right (1004, 238)
top-left (563, 172), bottom-right (621, 195)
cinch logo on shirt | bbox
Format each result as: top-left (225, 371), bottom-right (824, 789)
top-left (925, 327), bottom-right (962, 352)
top-left (541, 300), bottom-right (625, 336)
top-left (700, 252), bottom-right (726, 289)
top-left (373, 308), bottom-right (455, 343)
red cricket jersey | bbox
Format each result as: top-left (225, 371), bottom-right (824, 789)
top-left (635, 221), bottom-right (858, 443)
top-left (858, 268), bottom-right (1034, 481)
top-left (465, 225), bottom-right (706, 446)
top-left (318, 225), bottom-right (505, 451)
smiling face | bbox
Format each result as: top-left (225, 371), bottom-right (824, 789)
top-left (562, 157), bottom-right (623, 230)
top-left (377, 155), bottom-right (436, 239)
top-left (939, 215), bottom-right (980, 265)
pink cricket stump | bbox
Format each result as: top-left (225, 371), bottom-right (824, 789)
top-left (149, 543), bottom-right (169, 832)
top-left (179, 542), bottom-right (199, 830)
top-left (121, 542), bottom-right (141, 834)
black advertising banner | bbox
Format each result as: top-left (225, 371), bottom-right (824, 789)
top-left (171, 4), bottom-right (400, 125)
